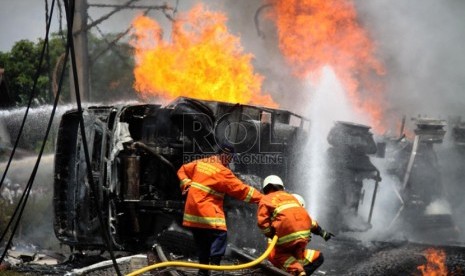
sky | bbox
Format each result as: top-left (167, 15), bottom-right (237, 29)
top-left (1, 0), bottom-right (465, 130)
top-left (0, 1), bottom-right (53, 51)
top-left (0, 0), bottom-right (229, 52)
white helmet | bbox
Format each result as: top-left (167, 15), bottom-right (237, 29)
top-left (292, 194), bottom-right (306, 207)
top-left (262, 175), bottom-right (284, 191)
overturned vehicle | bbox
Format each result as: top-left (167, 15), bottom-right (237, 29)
top-left (53, 97), bottom-right (309, 251)
top-left (381, 117), bottom-right (459, 242)
top-left (324, 121), bottom-right (381, 233)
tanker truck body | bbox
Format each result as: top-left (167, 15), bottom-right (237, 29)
top-left (53, 97), bottom-right (309, 251)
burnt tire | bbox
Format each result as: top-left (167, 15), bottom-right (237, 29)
top-left (156, 228), bottom-right (197, 258)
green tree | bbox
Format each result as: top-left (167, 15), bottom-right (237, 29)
top-left (0, 40), bottom-right (41, 105)
top-left (0, 32), bottom-right (137, 106)
top-left (0, 35), bottom-right (66, 106)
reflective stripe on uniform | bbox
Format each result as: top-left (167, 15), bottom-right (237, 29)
top-left (301, 249), bottom-right (317, 266)
top-left (272, 202), bottom-right (301, 220)
top-left (261, 226), bottom-right (272, 235)
top-left (197, 162), bottom-right (221, 176)
top-left (191, 182), bottom-right (225, 198)
top-left (277, 230), bottom-right (311, 245)
top-left (244, 187), bottom-right (255, 203)
top-left (180, 178), bottom-right (191, 187)
top-left (183, 213), bottom-right (226, 227)
top-left (283, 256), bottom-right (297, 270)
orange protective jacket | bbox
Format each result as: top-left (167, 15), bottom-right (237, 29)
top-left (257, 191), bottom-right (319, 247)
top-left (177, 155), bottom-right (263, 231)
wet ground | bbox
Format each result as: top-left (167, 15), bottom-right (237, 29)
top-left (312, 236), bottom-right (465, 276)
top-left (6, 234), bottom-right (465, 276)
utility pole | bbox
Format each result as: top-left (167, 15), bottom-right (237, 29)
top-left (70, 0), bottom-right (90, 102)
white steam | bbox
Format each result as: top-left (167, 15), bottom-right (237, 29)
top-left (301, 66), bottom-right (369, 219)
top-left (354, 0), bottom-right (465, 119)
top-left (425, 199), bottom-right (452, 215)
top-left (1, 155), bottom-right (60, 250)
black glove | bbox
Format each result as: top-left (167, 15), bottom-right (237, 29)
top-left (266, 228), bottom-right (276, 239)
top-left (320, 230), bottom-right (335, 241)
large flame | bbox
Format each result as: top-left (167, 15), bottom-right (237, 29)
top-left (130, 4), bottom-right (276, 107)
top-left (417, 248), bottom-right (448, 276)
top-left (267, 0), bottom-right (385, 130)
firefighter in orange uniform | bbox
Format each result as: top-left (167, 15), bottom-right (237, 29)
top-left (257, 175), bottom-right (334, 276)
top-left (178, 143), bottom-right (263, 276)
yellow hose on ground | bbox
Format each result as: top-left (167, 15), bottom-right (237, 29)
top-left (126, 235), bottom-right (278, 276)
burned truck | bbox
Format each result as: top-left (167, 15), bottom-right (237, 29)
top-left (383, 117), bottom-right (459, 242)
top-left (323, 121), bottom-right (381, 233)
top-left (53, 97), bottom-right (309, 251)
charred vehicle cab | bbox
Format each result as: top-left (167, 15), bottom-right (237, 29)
top-left (53, 97), bottom-right (309, 251)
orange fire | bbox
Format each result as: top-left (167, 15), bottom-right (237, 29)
top-left (130, 4), bottom-right (277, 108)
top-left (417, 249), bottom-right (448, 276)
top-left (267, 0), bottom-right (386, 131)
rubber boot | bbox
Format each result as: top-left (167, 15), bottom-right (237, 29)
top-left (210, 256), bottom-right (222, 266)
top-left (303, 254), bottom-right (324, 275)
top-left (198, 258), bottom-right (210, 276)
top-left (198, 255), bottom-right (210, 276)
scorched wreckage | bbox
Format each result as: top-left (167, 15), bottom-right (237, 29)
top-left (49, 97), bottom-right (465, 275)
top-left (53, 97), bottom-right (309, 252)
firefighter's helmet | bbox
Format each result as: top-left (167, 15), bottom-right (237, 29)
top-left (292, 193), bottom-right (306, 207)
top-left (217, 141), bottom-right (235, 155)
top-left (262, 175), bottom-right (284, 191)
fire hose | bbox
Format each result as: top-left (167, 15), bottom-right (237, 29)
top-left (126, 235), bottom-right (278, 276)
